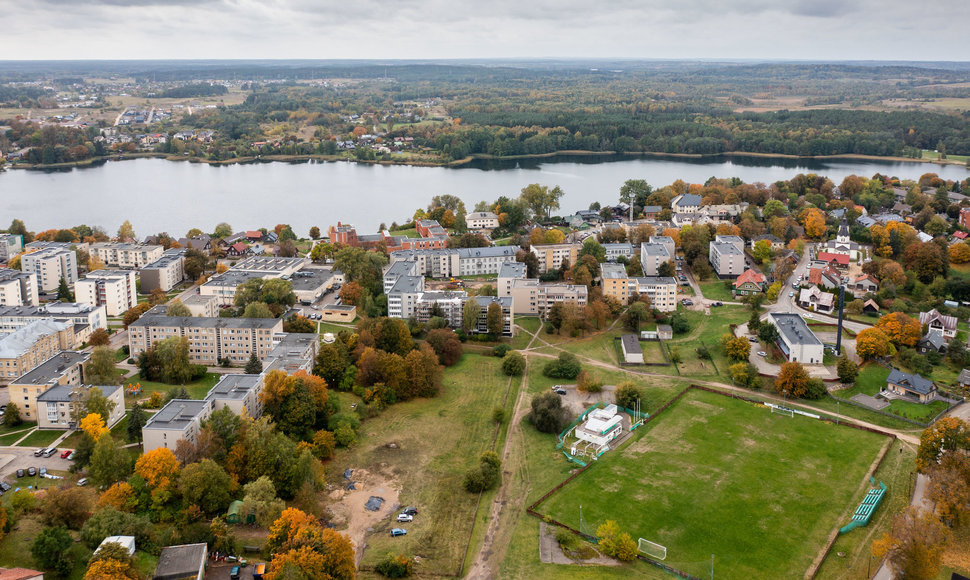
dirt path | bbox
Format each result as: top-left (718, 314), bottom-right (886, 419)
top-left (464, 324), bottom-right (542, 580)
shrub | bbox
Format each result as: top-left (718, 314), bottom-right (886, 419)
top-left (492, 344), bottom-right (511, 358)
top-left (463, 451), bottom-right (502, 493)
top-left (530, 392), bottom-right (568, 434)
top-left (492, 407), bottom-right (505, 424)
top-left (502, 352), bottom-right (526, 376)
top-left (376, 553), bottom-right (414, 577)
top-left (614, 382), bottom-right (643, 410)
top-left (543, 351), bottom-right (581, 379)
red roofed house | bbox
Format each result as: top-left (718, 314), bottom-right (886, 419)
top-left (227, 242), bottom-right (250, 257)
top-left (733, 269), bottom-right (766, 296)
top-left (853, 274), bottom-right (879, 296)
top-left (953, 231), bottom-right (968, 241)
top-left (960, 208), bottom-right (970, 229)
top-left (816, 252), bottom-right (849, 269)
top-left (245, 230), bottom-right (264, 242)
top-left (0, 568), bottom-right (44, 580)
top-left (808, 266), bottom-right (841, 289)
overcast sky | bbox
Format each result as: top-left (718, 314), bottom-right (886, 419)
top-left (1, 0), bottom-right (967, 61)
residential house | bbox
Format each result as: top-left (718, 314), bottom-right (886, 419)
top-left (853, 274), bottom-right (879, 296)
top-left (649, 236), bottom-right (676, 259)
top-left (960, 208), bottom-right (970, 229)
top-left (415, 291), bottom-right (467, 328)
top-left (918, 330), bottom-right (948, 355)
top-left (140, 249), bottom-right (185, 293)
top-left (603, 243), bottom-right (634, 262)
top-left (808, 266), bottom-right (842, 290)
top-left (142, 399), bottom-right (213, 453)
top-left (641, 206), bottom-right (662, 220)
top-left (629, 277), bottom-right (677, 312)
top-left (798, 286), bottom-right (835, 313)
top-left (733, 269), bottom-right (766, 296)
top-left (181, 293), bottom-right (217, 317)
top-left (0, 568), bottom-right (44, 580)
top-left (416, 219), bottom-right (448, 238)
top-left (750, 234), bottom-right (784, 251)
top-left (601, 263), bottom-right (632, 303)
top-left (177, 235), bottom-right (211, 252)
top-left (465, 211), bottom-right (499, 232)
top-left (508, 279), bottom-right (587, 316)
top-left (957, 368), bottom-right (970, 392)
top-left (886, 369), bottom-right (937, 403)
top-left (497, 262), bottom-right (527, 297)
top-left (919, 309), bottom-right (958, 339)
top-left (671, 194), bottom-right (702, 214)
top-left (816, 252), bottom-right (850, 269)
top-left (226, 242), bottom-right (250, 257)
top-left (470, 296), bottom-right (514, 336)
top-left (0, 303), bottom-right (107, 335)
top-left (863, 299), bottom-right (880, 315)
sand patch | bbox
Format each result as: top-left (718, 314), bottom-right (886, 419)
top-left (326, 468), bottom-right (402, 566)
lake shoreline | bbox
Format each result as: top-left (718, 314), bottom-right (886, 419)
top-left (5, 149), bottom-right (968, 172)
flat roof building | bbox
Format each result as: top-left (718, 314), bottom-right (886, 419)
top-left (153, 543), bottom-right (207, 580)
top-left (90, 242), bottom-right (164, 269)
top-left (640, 243), bottom-right (671, 276)
top-left (0, 269), bottom-right (38, 307)
top-left (142, 399), bottom-right (213, 453)
top-left (709, 241), bottom-right (745, 277)
top-left (140, 249), bottom-right (186, 293)
top-left (767, 313), bottom-right (823, 365)
top-left (20, 247), bottom-right (77, 292)
top-left (8, 350), bottom-right (89, 422)
top-left (0, 319), bottom-right (75, 385)
top-left (36, 384), bottom-right (125, 430)
top-left (75, 270), bottom-right (137, 316)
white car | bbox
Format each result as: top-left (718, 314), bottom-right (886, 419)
top-left (788, 291), bottom-right (794, 297)
top-left (757, 351), bottom-right (767, 357)
top-left (396, 513), bottom-right (414, 523)
top-left (804, 313), bottom-right (814, 319)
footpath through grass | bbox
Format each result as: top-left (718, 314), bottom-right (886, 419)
top-left (537, 388), bottom-right (889, 580)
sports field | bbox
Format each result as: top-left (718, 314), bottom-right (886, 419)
top-left (537, 388), bottom-right (890, 579)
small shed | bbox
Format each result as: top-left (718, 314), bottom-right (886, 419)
top-left (97, 535), bottom-right (136, 556)
top-left (657, 324), bottom-right (673, 340)
top-left (153, 543), bottom-right (207, 580)
top-left (620, 334), bottom-right (643, 364)
top-left (227, 500), bottom-right (244, 524)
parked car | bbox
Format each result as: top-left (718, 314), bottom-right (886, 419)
top-left (60, 450), bottom-right (71, 459)
top-left (77, 478), bottom-right (88, 487)
top-left (748, 336), bottom-right (758, 343)
top-left (0, 481), bottom-right (11, 492)
top-left (230, 566), bottom-right (240, 580)
top-left (33, 448), bottom-right (45, 457)
top-left (402, 507), bottom-right (418, 516)
top-left (396, 513), bottom-right (413, 523)
top-left (67, 451), bottom-right (75, 460)
top-left (16, 469), bottom-right (24, 478)
top-left (390, 528), bottom-right (407, 537)
top-left (27, 467), bottom-right (36, 476)
top-left (789, 291), bottom-right (794, 297)
top-left (553, 387), bottom-right (566, 396)
top-left (39, 467), bottom-right (47, 477)
top-left (757, 351), bottom-right (767, 357)
top-left (44, 448), bottom-right (57, 458)
top-left (804, 313), bottom-right (813, 319)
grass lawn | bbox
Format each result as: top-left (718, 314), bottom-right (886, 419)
top-left (125, 372), bottom-right (220, 404)
top-left (511, 317), bottom-right (542, 350)
top-left (388, 227), bottom-right (419, 238)
top-left (318, 321), bottom-right (355, 335)
top-left (536, 388), bottom-right (890, 580)
top-left (335, 354), bottom-right (516, 576)
top-left (697, 280), bottom-right (736, 302)
top-left (832, 365), bottom-right (948, 422)
top-left (15, 429), bottom-right (63, 448)
top-left (663, 306), bottom-right (750, 378)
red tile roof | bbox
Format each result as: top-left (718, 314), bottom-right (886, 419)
top-left (954, 231), bottom-right (968, 239)
top-left (230, 242), bottom-right (248, 253)
top-left (245, 230), bottom-right (262, 239)
top-left (816, 252), bottom-right (849, 266)
top-left (733, 269), bottom-right (766, 288)
top-left (808, 267), bottom-right (822, 285)
top-left (0, 568), bottom-right (44, 580)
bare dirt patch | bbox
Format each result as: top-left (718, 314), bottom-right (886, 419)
top-left (538, 522), bottom-right (620, 567)
top-left (325, 467), bottom-right (401, 566)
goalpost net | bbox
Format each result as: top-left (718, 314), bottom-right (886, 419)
top-left (770, 405), bottom-right (795, 418)
top-left (638, 538), bottom-right (667, 561)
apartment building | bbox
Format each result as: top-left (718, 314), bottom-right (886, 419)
top-left (142, 399), bottom-right (214, 453)
top-left (465, 211), bottom-right (500, 232)
top-left (200, 270), bottom-right (266, 306)
top-left (713, 235), bottom-right (745, 254)
top-left (470, 296), bottom-right (514, 336)
top-left (21, 247), bottom-right (78, 292)
top-left (0, 268), bottom-right (38, 306)
top-left (181, 294), bottom-right (218, 317)
top-left (457, 247), bottom-right (518, 276)
top-left (231, 256), bottom-right (309, 276)
top-left (602, 243), bottom-right (634, 262)
top-left (0, 234), bottom-right (24, 262)
top-left (648, 236), bottom-right (676, 259)
top-left (127, 308), bottom-right (282, 366)
top-left (140, 249), bottom-right (185, 293)
top-left (671, 194), bottom-right (702, 214)
top-left (415, 291), bottom-right (467, 328)
top-left (36, 384), bottom-right (125, 430)
top-left (204, 374), bottom-right (265, 417)
top-left (709, 240), bottom-right (745, 277)
top-left (630, 277), bottom-right (678, 312)
top-left (0, 319), bottom-right (75, 384)
top-left (75, 270), bottom-right (137, 316)
top-left (600, 263), bottom-right (633, 303)
top-left (508, 279), bottom-right (588, 315)
top-left (530, 243), bottom-right (580, 274)
top-left (384, 260), bottom-right (420, 294)
top-left (0, 303), bottom-right (107, 339)
top-left (386, 274), bottom-right (425, 320)
top-left (389, 249), bottom-right (458, 279)
top-left (497, 262), bottom-right (527, 297)
top-left (89, 242), bottom-right (164, 269)
top-left (639, 243), bottom-right (671, 276)
top-left (416, 219), bottom-right (448, 238)
top-left (8, 351), bottom-right (89, 421)
top-left (767, 313), bottom-right (823, 364)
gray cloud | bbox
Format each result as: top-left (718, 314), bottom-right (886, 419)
top-left (0, 0), bottom-right (967, 60)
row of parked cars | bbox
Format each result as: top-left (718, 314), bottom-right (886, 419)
top-left (391, 506), bottom-right (419, 536)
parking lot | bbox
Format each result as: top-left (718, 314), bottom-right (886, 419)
top-left (0, 446), bottom-right (75, 483)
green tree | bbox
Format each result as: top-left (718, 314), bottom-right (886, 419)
top-left (619, 179), bottom-right (651, 213)
top-left (530, 391), bottom-right (568, 433)
top-left (757, 323), bottom-right (779, 345)
top-left (242, 475), bottom-right (286, 527)
top-left (85, 346), bottom-right (122, 385)
top-left (837, 355), bottom-right (858, 384)
top-left (56, 276), bottom-right (74, 301)
top-left (165, 299), bottom-right (191, 317)
top-left (462, 298), bottom-right (481, 332)
top-left (80, 507), bottom-right (152, 550)
top-left (242, 301), bottom-right (275, 319)
top-left (623, 302), bottom-right (649, 332)
top-left (83, 387), bottom-right (117, 421)
top-left (127, 403), bottom-right (146, 443)
top-left (179, 459), bottom-right (233, 515)
top-left (614, 382), bottom-right (643, 410)
top-left (485, 302), bottom-right (504, 336)
top-left (213, 222), bottom-right (233, 238)
top-left (154, 336), bottom-right (199, 384)
top-left (519, 183), bottom-right (564, 220)
top-left (31, 526), bottom-right (74, 576)
top-left (502, 352), bottom-right (526, 376)
top-left (313, 342), bottom-right (350, 388)
top-left (752, 239), bottom-right (772, 263)
top-left (89, 435), bottom-right (133, 488)
top-left (3, 402), bottom-right (22, 426)
top-left (245, 352), bottom-right (263, 374)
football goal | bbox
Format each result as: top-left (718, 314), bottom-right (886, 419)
top-left (770, 405), bottom-right (795, 418)
top-left (638, 538), bottom-right (667, 560)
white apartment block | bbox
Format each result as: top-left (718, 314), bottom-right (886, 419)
top-left (470, 296), bottom-right (514, 336)
top-left (0, 268), bottom-right (39, 306)
top-left (142, 399), bottom-right (213, 453)
top-left (21, 248), bottom-right (78, 292)
top-left (530, 243), bottom-right (581, 273)
top-left (602, 243), bottom-right (634, 262)
top-left (90, 242), bottom-right (164, 269)
top-left (140, 249), bottom-right (185, 293)
top-left (630, 277), bottom-right (678, 312)
top-left (384, 260), bottom-right (420, 294)
top-left (497, 262), bottom-right (527, 297)
top-left (457, 247), bottom-right (519, 276)
top-left (36, 384), bottom-right (125, 430)
top-left (639, 243), bottom-right (671, 276)
top-left (75, 270), bottom-right (137, 316)
top-left (0, 234), bottom-right (24, 262)
top-left (415, 291), bottom-right (467, 328)
top-left (713, 235), bottom-right (745, 254)
top-left (386, 274), bottom-right (425, 320)
top-left (388, 247), bottom-right (520, 278)
top-left (709, 240), bottom-right (745, 277)
top-left (508, 279), bottom-right (588, 315)
top-left (204, 374), bottom-right (265, 417)
top-left (648, 236), bottom-right (676, 259)
top-left (465, 211), bottom-right (500, 231)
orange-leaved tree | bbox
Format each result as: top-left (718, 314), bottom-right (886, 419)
top-left (915, 417), bottom-right (970, 473)
top-left (134, 447), bottom-right (180, 490)
top-left (856, 327), bottom-right (892, 360)
top-left (266, 508), bottom-right (355, 580)
top-left (80, 413), bottom-right (109, 441)
top-left (774, 361), bottom-right (809, 398)
top-left (875, 312), bottom-right (921, 347)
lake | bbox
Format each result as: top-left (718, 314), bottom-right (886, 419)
top-left (1, 155), bottom-right (967, 237)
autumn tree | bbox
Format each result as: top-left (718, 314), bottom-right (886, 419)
top-left (122, 302), bottom-right (152, 328)
top-left (425, 328), bottom-right (462, 366)
top-left (926, 452), bottom-right (970, 528)
top-left (774, 361), bottom-right (809, 398)
top-left (85, 345), bottom-right (122, 385)
top-left (872, 506), bottom-right (949, 580)
top-left (799, 208), bottom-right (827, 239)
top-left (313, 342), bottom-right (351, 388)
top-left (84, 540), bottom-right (140, 580)
top-left (260, 370), bottom-right (330, 441)
top-left (339, 281), bottom-right (364, 306)
top-left (721, 334), bottom-right (751, 362)
top-left (485, 302), bottom-right (504, 336)
top-left (916, 417), bottom-right (970, 473)
top-left (596, 520), bottom-right (638, 562)
top-left (728, 362), bottom-right (760, 388)
top-left (117, 220), bottom-right (135, 242)
top-left (401, 343), bottom-right (442, 400)
top-left (97, 482), bottom-right (137, 513)
top-left (41, 485), bottom-right (95, 530)
top-left (88, 328), bottom-right (110, 347)
top-left (519, 183), bottom-right (564, 220)
top-left (875, 312), bottom-right (922, 347)
top-left (81, 413), bottom-right (109, 441)
top-left (178, 459), bottom-right (233, 515)
top-left (856, 327), bottom-right (892, 359)
top-left (134, 447), bottom-right (180, 502)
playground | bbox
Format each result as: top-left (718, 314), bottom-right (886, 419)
top-left (534, 388), bottom-right (891, 579)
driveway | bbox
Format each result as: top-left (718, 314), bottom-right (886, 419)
top-left (0, 446), bottom-right (75, 481)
